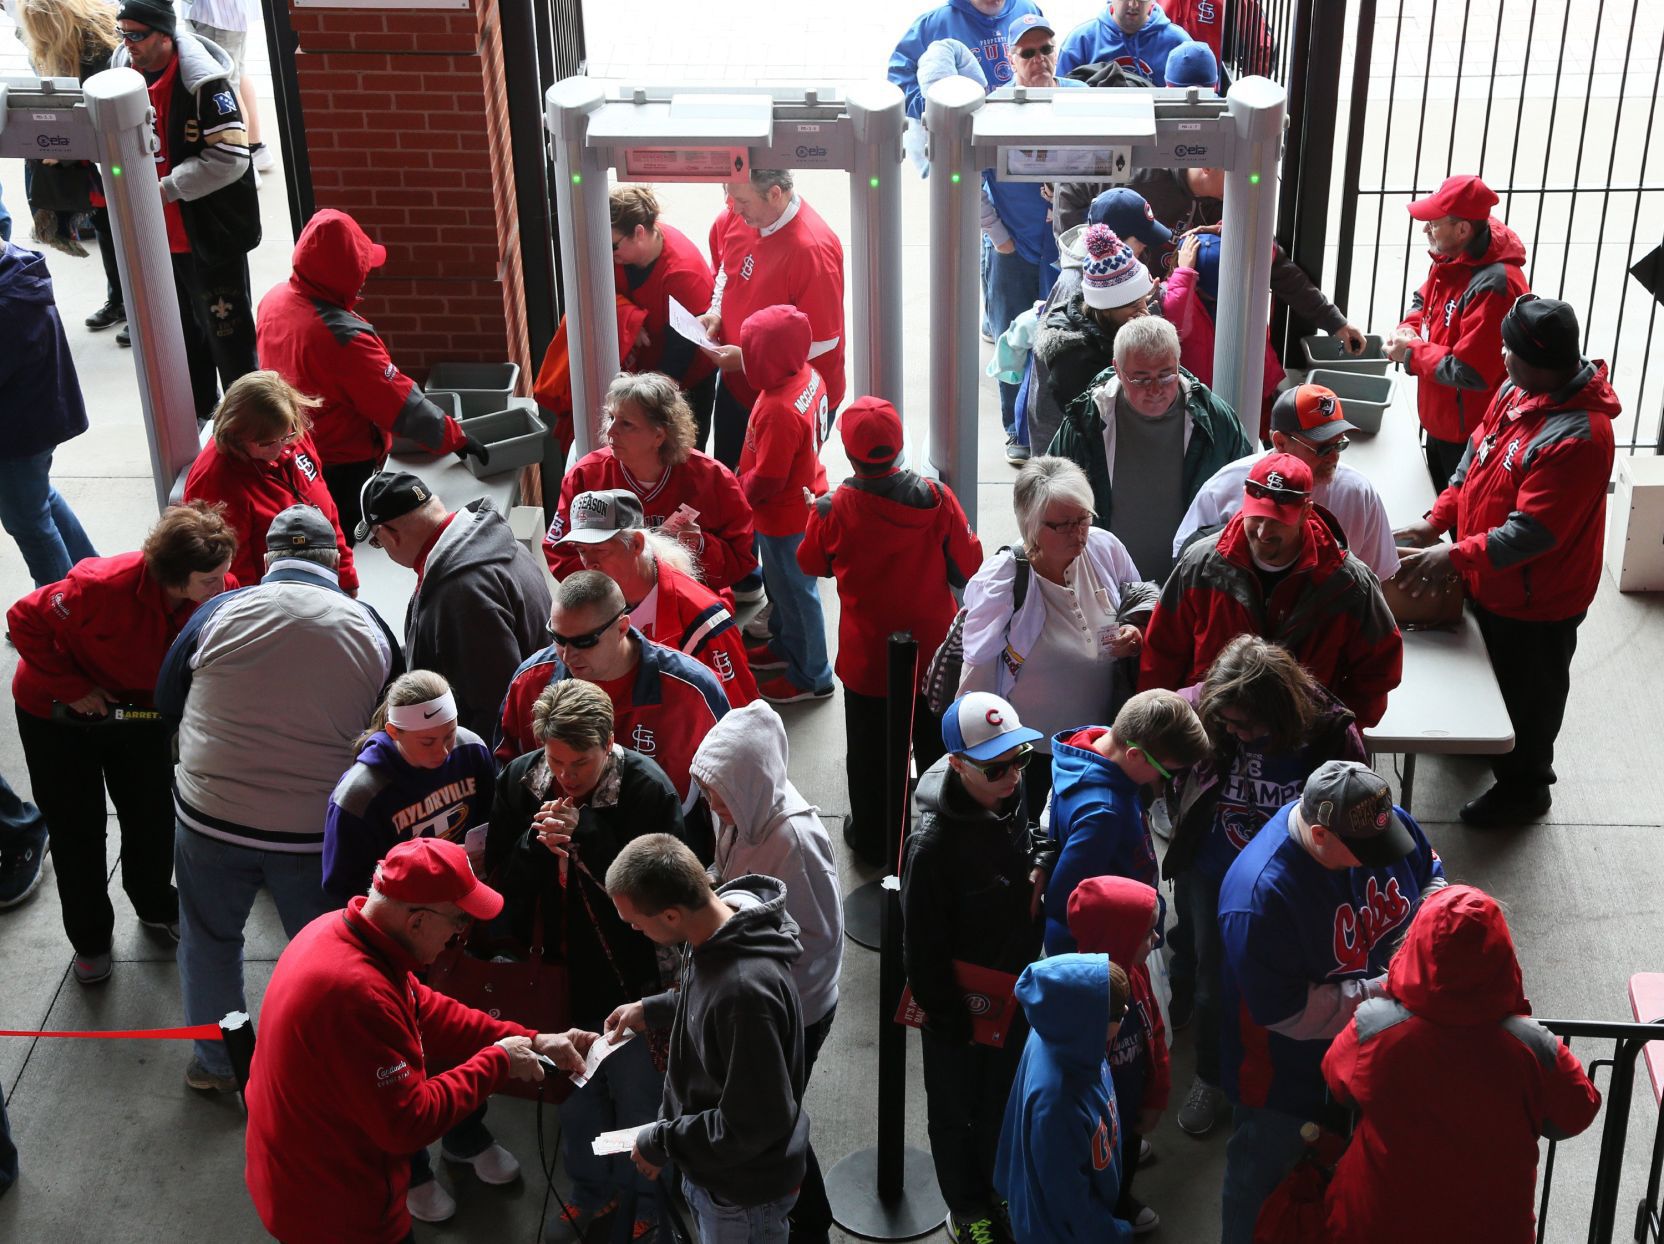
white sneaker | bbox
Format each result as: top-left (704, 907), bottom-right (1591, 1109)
top-left (1127, 1202), bottom-right (1160, 1234)
top-left (252, 143), bottom-right (276, 173)
top-left (442, 1140), bottom-right (520, 1185)
top-left (1138, 1135), bottom-right (1154, 1165)
top-left (407, 1177), bottom-right (457, 1223)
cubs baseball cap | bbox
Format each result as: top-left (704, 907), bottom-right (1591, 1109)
top-left (840, 396), bottom-right (904, 467)
top-left (1240, 453), bottom-right (1313, 525)
top-left (1300, 760), bottom-right (1417, 868)
top-left (1087, 187), bottom-right (1173, 249)
top-left (1006, 12), bottom-right (1055, 45)
top-left (354, 471), bottom-right (432, 543)
top-left (1406, 173), bottom-right (1499, 222)
top-left (266, 504), bottom-right (338, 554)
top-left (942, 692), bottom-right (1043, 762)
top-left (374, 837), bottom-right (503, 920)
top-left (1164, 41), bottom-right (1220, 90)
top-left (558, 488), bottom-right (646, 545)
top-left (1270, 384), bottom-right (1356, 444)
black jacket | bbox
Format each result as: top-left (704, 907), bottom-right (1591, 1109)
top-left (900, 756), bottom-right (1046, 1045)
top-left (485, 747), bottom-right (685, 1029)
top-left (637, 876), bottom-right (808, 1205)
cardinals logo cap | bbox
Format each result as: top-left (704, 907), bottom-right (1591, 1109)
top-left (942, 692), bottom-right (1044, 762)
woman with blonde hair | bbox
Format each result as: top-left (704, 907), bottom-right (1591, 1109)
top-left (184, 370), bottom-right (360, 593)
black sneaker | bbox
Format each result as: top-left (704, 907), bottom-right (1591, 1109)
top-left (1460, 783), bottom-right (1551, 829)
top-left (85, 300), bottom-right (126, 331)
top-left (0, 832), bottom-right (48, 909)
top-left (1004, 435), bottom-right (1031, 465)
top-left (116, 323), bottom-right (131, 348)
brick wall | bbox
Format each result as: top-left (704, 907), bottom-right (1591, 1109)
top-left (287, 1), bottom-right (532, 388)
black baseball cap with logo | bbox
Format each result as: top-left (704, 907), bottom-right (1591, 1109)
top-left (354, 471), bottom-right (431, 543)
top-left (1299, 760), bottom-right (1417, 867)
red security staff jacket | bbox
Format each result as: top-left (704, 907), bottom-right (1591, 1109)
top-left (635, 556), bottom-right (759, 707)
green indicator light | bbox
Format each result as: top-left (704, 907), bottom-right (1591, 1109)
top-left (950, 172), bottom-right (961, 184)
top-left (572, 173), bottom-right (582, 185)
top-left (1249, 173), bottom-right (1261, 184)
top-left (111, 165), bottom-right (123, 176)
top-left (869, 176), bottom-right (880, 188)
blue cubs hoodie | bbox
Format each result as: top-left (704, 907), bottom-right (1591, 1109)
top-left (322, 727), bottom-right (497, 898)
top-left (1057, 2), bottom-right (1191, 79)
top-left (888, 0), bottom-right (1044, 117)
top-left (996, 954), bottom-right (1134, 1243)
top-left (0, 241), bottom-right (89, 461)
top-left (1043, 727), bottom-right (1159, 955)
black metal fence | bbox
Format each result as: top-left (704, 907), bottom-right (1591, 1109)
top-left (1221, 0), bottom-right (1664, 453)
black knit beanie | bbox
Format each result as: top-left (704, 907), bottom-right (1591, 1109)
top-left (117, 0), bottom-right (178, 38)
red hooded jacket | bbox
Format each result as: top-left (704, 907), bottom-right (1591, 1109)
top-left (737, 305), bottom-right (828, 537)
top-left (257, 209), bottom-right (466, 467)
top-left (184, 432), bottom-right (359, 594)
top-left (1066, 876), bottom-right (1172, 1116)
top-left (1139, 511), bottom-right (1403, 728)
top-left (1428, 362), bottom-right (1620, 621)
top-left (1396, 219), bottom-right (1531, 444)
top-left (1322, 885), bottom-right (1600, 1242)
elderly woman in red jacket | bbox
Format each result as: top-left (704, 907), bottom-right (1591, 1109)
top-left (7, 501), bottom-right (239, 985)
top-left (184, 370), bottom-right (359, 595)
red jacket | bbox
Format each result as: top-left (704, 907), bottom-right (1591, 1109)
top-left (257, 209), bottom-right (466, 467)
top-left (1322, 885), bottom-right (1600, 1242)
top-left (710, 198), bottom-right (847, 411)
top-left (1139, 511), bottom-right (1402, 728)
top-left (1397, 220), bottom-right (1530, 444)
top-left (797, 470), bottom-right (983, 697)
top-left (738, 305), bottom-right (827, 536)
top-left (184, 432), bottom-right (359, 594)
top-left (543, 447), bottom-right (757, 594)
top-left (615, 222), bottom-right (716, 389)
top-left (244, 899), bottom-right (533, 1244)
top-left (1428, 363), bottom-right (1620, 621)
top-left (7, 552), bottom-right (228, 718)
top-left (636, 556), bottom-right (759, 707)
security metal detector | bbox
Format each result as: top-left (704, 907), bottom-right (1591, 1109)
top-left (0, 70), bottom-right (199, 513)
top-left (545, 78), bottom-right (906, 458)
top-left (926, 76), bottom-right (1286, 527)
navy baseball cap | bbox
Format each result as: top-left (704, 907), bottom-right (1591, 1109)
top-left (942, 693), bottom-right (1043, 761)
top-left (1088, 188), bottom-right (1172, 249)
top-left (1006, 12), bottom-right (1055, 46)
top-left (1165, 41), bottom-right (1220, 90)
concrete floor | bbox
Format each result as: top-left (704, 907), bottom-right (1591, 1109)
top-left (3, 2), bottom-right (1664, 1242)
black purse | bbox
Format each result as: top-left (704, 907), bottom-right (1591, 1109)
top-left (26, 160), bottom-right (94, 215)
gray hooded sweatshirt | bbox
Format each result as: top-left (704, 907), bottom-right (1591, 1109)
top-left (690, 701), bottom-right (843, 1026)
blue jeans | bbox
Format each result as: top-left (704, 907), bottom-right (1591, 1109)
top-left (1220, 1104), bottom-right (1309, 1244)
top-left (982, 238), bottom-right (1058, 438)
top-left (174, 823), bottom-right (336, 1077)
top-left (559, 1035), bottom-right (665, 1213)
top-left (682, 1172), bottom-right (796, 1244)
top-left (756, 532), bottom-right (832, 693)
top-left (0, 451), bottom-right (97, 588)
top-left (0, 772), bottom-right (47, 854)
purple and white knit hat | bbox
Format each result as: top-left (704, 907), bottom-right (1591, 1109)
top-left (1081, 223), bottom-right (1154, 311)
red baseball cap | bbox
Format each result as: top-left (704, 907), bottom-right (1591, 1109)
top-left (1406, 174), bottom-right (1499, 222)
top-left (840, 396), bottom-right (904, 467)
top-left (1270, 384), bottom-right (1355, 443)
top-left (1241, 453), bottom-right (1313, 525)
top-left (374, 838), bottom-right (503, 920)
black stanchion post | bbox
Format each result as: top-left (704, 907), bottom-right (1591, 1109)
top-left (826, 634), bottom-right (945, 1240)
top-left (845, 628), bottom-right (920, 949)
top-left (220, 1010), bottom-right (255, 1095)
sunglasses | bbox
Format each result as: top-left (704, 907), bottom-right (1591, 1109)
top-left (547, 607), bottom-right (627, 649)
top-left (119, 26), bottom-right (158, 42)
top-left (1243, 479), bottom-right (1310, 506)
top-left (1125, 740), bottom-right (1180, 783)
top-left (1290, 433), bottom-right (1349, 457)
top-left (1017, 43), bottom-right (1056, 59)
top-left (1123, 371), bottom-right (1179, 390)
top-left (963, 744), bottom-right (1033, 782)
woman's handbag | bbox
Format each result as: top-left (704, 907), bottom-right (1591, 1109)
top-left (425, 898), bottom-right (572, 1104)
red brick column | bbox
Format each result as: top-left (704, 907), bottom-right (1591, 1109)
top-left (287, 0), bottom-right (531, 387)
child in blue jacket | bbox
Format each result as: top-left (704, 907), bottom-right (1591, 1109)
top-left (995, 953), bottom-right (1134, 1243)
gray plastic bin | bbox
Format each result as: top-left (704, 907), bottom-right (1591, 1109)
top-left (1306, 369), bottom-right (1396, 435)
top-left (425, 362), bottom-right (522, 418)
top-left (390, 390), bottom-right (461, 456)
top-left (1301, 334), bottom-right (1390, 376)
top-left (456, 405), bottom-right (547, 479)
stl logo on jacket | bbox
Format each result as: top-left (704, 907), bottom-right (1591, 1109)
top-left (1330, 875), bottom-right (1412, 976)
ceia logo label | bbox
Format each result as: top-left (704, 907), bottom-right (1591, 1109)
top-left (1174, 144), bottom-right (1208, 159)
top-left (795, 145), bottom-right (828, 160)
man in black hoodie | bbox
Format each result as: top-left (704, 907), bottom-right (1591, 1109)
top-left (604, 834), bottom-right (808, 1244)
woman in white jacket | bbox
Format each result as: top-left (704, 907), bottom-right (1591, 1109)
top-left (960, 456), bottom-right (1156, 821)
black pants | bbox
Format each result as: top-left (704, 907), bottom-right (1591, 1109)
top-left (842, 690), bottom-right (946, 866)
top-left (323, 459), bottom-right (382, 546)
top-left (1116, 1127), bottom-right (1144, 1216)
top-left (1423, 433), bottom-right (1467, 495)
top-left (711, 375), bottom-right (750, 470)
top-left (788, 1005), bottom-right (838, 1243)
top-left (1473, 605), bottom-right (1585, 791)
top-left (14, 708), bottom-right (178, 955)
top-left (172, 249), bottom-right (258, 422)
top-left (920, 1022), bottom-right (1026, 1219)
top-left (92, 207), bottom-right (121, 305)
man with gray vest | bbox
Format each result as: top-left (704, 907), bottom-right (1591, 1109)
top-left (157, 504), bottom-right (403, 1094)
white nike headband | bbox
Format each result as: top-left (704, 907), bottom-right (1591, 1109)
top-left (387, 691), bottom-right (458, 731)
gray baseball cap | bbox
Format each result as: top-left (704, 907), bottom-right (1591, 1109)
top-left (266, 504), bottom-right (337, 554)
top-left (558, 489), bottom-right (646, 545)
top-left (1300, 761), bottom-right (1417, 868)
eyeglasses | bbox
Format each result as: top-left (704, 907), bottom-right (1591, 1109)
top-left (1289, 433), bottom-right (1349, 457)
top-left (366, 524), bottom-right (388, 550)
top-left (250, 430), bottom-right (300, 451)
top-left (1126, 741), bottom-right (1179, 783)
top-left (1243, 479), bottom-right (1310, 506)
top-left (1122, 371), bottom-right (1179, 390)
top-left (411, 906), bottom-right (473, 933)
top-left (1042, 515), bottom-right (1092, 535)
top-left (963, 744), bottom-right (1033, 782)
top-left (1016, 43), bottom-right (1055, 59)
top-left (547, 607), bottom-right (627, 649)
top-left (119, 26), bottom-right (158, 43)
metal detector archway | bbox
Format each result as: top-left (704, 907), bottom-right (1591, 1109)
top-left (544, 78), bottom-right (906, 458)
top-left (1, 70), bottom-right (202, 512)
top-left (926, 76), bottom-right (1286, 527)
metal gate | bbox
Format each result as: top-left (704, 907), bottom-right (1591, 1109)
top-left (1223, 0), bottom-right (1664, 452)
